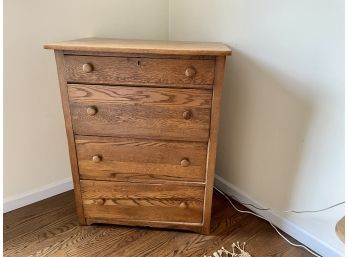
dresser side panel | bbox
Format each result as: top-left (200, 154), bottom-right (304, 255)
top-left (202, 56), bottom-right (226, 234)
top-left (54, 50), bottom-right (86, 225)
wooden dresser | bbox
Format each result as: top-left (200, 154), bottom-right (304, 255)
top-left (44, 38), bottom-right (231, 234)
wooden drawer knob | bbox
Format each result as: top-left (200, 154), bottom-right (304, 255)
top-left (95, 198), bottom-right (105, 205)
top-left (82, 63), bottom-right (93, 73)
top-left (92, 155), bottom-right (102, 163)
top-left (86, 106), bottom-right (98, 116)
top-left (179, 202), bottom-right (188, 208)
top-left (183, 110), bottom-right (192, 120)
top-left (185, 67), bottom-right (196, 78)
top-left (181, 158), bottom-right (190, 167)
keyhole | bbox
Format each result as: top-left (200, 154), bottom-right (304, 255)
top-left (137, 60), bottom-right (141, 66)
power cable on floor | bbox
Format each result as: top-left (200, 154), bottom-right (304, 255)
top-left (213, 187), bottom-right (344, 257)
top-left (231, 195), bottom-right (344, 214)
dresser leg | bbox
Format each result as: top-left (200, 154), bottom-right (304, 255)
top-left (85, 219), bottom-right (94, 226)
top-left (76, 215), bottom-right (87, 225)
top-left (78, 219), bottom-right (87, 225)
top-left (201, 224), bottom-right (211, 235)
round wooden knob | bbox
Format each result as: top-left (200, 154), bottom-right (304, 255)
top-left (181, 158), bottom-right (190, 167)
top-left (82, 63), bottom-right (93, 73)
top-left (95, 198), bottom-right (105, 205)
top-left (179, 202), bottom-right (188, 208)
top-left (92, 155), bottom-right (102, 163)
top-left (185, 67), bottom-right (196, 78)
top-left (86, 106), bottom-right (97, 116)
top-left (183, 110), bottom-right (192, 120)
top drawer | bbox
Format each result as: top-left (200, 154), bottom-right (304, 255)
top-left (64, 55), bottom-right (215, 87)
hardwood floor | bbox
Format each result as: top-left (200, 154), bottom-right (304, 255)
top-left (3, 190), bottom-right (315, 257)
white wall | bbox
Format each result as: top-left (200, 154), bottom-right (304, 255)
top-left (4, 0), bottom-right (168, 198)
top-left (169, 0), bottom-right (344, 256)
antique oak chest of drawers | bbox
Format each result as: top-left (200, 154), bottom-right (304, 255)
top-left (45, 38), bottom-right (231, 234)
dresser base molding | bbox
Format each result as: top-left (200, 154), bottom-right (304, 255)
top-left (86, 218), bottom-right (204, 234)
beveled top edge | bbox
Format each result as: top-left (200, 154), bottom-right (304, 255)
top-left (44, 38), bottom-right (232, 56)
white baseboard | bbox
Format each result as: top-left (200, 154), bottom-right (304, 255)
top-left (214, 174), bottom-right (343, 257)
top-left (3, 177), bottom-right (73, 213)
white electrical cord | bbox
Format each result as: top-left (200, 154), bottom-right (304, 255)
top-left (231, 195), bottom-right (345, 214)
top-left (213, 186), bottom-right (342, 257)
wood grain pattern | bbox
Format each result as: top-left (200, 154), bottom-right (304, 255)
top-left (76, 135), bottom-right (207, 183)
top-left (44, 37), bottom-right (232, 56)
top-left (64, 55), bottom-right (215, 86)
top-left (54, 51), bottom-right (86, 225)
top-left (68, 84), bottom-right (212, 142)
top-left (80, 180), bottom-right (205, 225)
top-left (4, 191), bottom-right (316, 257)
top-left (202, 56), bottom-right (227, 235)
top-left (68, 84), bottom-right (212, 107)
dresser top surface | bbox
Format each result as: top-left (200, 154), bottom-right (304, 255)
top-left (44, 38), bottom-right (232, 56)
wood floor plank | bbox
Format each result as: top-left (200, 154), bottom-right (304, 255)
top-left (3, 190), bottom-right (316, 257)
top-left (4, 191), bottom-right (75, 242)
top-left (66, 228), bottom-right (148, 257)
top-left (39, 227), bottom-right (133, 257)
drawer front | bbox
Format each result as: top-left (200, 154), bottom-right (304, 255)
top-left (76, 136), bottom-right (207, 183)
top-left (68, 85), bottom-right (212, 142)
top-left (64, 55), bottom-right (215, 87)
top-left (80, 180), bottom-right (204, 223)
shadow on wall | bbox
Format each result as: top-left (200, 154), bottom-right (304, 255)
top-left (216, 48), bottom-right (313, 209)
